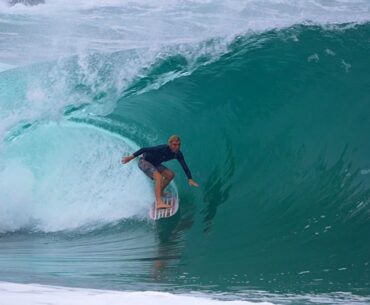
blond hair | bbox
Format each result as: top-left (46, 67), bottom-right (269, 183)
top-left (168, 135), bottom-right (181, 144)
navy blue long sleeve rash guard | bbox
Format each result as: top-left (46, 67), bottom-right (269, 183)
top-left (133, 144), bottom-right (192, 179)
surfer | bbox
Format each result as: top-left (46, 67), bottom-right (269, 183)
top-left (122, 135), bottom-right (199, 209)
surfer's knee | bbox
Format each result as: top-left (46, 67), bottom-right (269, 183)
top-left (168, 171), bottom-right (175, 180)
top-left (163, 169), bottom-right (175, 181)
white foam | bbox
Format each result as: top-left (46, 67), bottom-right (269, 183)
top-left (0, 63), bottom-right (15, 72)
top-left (0, 122), bottom-right (157, 233)
top-left (1, 0), bottom-right (370, 66)
top-left (0, 282), bottom-right (275, 305)
top-left (360, 169), bottom-right (370, 175)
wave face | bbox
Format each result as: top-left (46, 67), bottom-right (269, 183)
top-left (1, 1), bottom-right (370, 304)
top-left (109, 24), bottom-right (370, 295)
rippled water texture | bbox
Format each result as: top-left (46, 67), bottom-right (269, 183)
top-left (0, 1), bottom-right (370, 304)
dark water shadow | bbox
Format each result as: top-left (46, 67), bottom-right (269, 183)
top-left (201, 136), bottom-right (235, 233)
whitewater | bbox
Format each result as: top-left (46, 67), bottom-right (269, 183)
top-left (0, 0), bottom-right (370, 304)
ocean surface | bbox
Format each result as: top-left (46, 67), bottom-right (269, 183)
top-left (0, 1), bottom-right (370, 304)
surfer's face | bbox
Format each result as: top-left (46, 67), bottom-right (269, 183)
top-left (169, 140), bottom-right (181, 152)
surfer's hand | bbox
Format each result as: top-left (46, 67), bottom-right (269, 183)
top-left (188, 179), bottom-right (199, 187)
top-left (122, 155), bottom-right (134, 164)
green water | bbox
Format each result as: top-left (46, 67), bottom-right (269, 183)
top-left (107, 24), bottom-right (370, 294)
top-left (0, 24), bottom-right (369, 303)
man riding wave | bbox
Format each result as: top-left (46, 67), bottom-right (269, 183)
top-left (122, 135), bottom-right (199, 209)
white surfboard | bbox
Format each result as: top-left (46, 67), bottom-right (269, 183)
top-left (150, 193), bottom-right (179, 220)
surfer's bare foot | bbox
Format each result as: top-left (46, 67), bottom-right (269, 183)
top-left (156, 199), bottom-right (171, 209)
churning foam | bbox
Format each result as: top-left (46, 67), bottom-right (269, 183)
top-left (0, 122), bottom-right (154, 233)
top-left (1, 0), bottom-right (370, 66)
top-left (0, 282), bottom-right (275, 305)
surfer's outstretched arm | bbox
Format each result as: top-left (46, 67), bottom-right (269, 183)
top-left (122, 145), bottom-right (164, 164)
top-left (121, 155), bottom-right (135, 164)
top-left (188, 179), bottom-right (199, 187)
top-left (176, 152), bottom-right (199, 187)
top-left (121, 146), bottom-right (152, 164)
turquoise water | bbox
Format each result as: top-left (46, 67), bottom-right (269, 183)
top-left (0, 1), bottom-right (370, 304)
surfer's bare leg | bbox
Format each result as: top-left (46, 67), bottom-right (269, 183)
top-left (153, 171), bottom-right (171, 209)
top-left (160, 169), bottom-right (175, 195)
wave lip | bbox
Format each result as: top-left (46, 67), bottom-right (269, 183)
top-left (1, 0), bottom-right (370, 66)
